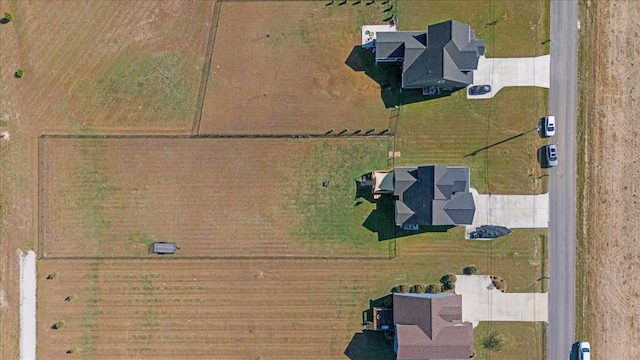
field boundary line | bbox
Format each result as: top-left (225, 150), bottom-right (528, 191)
top-left (39, 134), bottom-right (395, 140)
top-left (191, 0), bottom-right (223, 136)
top-left (39, 255), bottom-right (393, 261)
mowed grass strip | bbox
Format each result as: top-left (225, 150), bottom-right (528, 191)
top-left (42, 137), bottom-right (389, 258)
top-left (201, 1), bottom-right (394, 134)
top-left (37, 245), bottom-right (546, 359)
top-left (37, 259), bottom-right (395, 359)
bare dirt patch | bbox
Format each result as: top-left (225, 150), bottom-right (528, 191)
top-left (582, 1), bottom-right (640, 357)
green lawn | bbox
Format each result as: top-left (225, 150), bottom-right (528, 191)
top-left (397, 0), bottom-right (550, 57)
top-left (474, 322), bottom-right (547, 360)
top-left (395, 87), bottom-right (548, 195)
top-left (289, 138), bottom-right (392, 256)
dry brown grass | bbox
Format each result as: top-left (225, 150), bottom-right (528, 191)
top-left (200, 1), bottom-right (392, 135)
top-left (581, 1), bottom-right (640, 358)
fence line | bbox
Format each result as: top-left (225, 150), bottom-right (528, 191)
top-left (39, 255), bottom-right (392, 261)
top-left (388, 239), bottom-right (397, 259)
top-left (191, 0), bottom-right (223, 136)
top-left (39, 133), bottom-right (394, 140)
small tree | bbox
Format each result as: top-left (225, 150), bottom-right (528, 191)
top-left (463, 265), bottom-right (478, 275)
top-left (411, 284), bottom-right (426, 293)
top-left (425, 283), bottom-right (442, 294)
top-left (14, 68), bottom-right (24, 78)
top-left (482, 330), bottom-right (505, 351)
top-left (3, 12), bottom-right (12, 22)
top-left (52, 321), bottom-right (65, 330)
top-left (46, 272), bottom-right (57, 280)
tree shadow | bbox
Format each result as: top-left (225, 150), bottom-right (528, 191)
top-left (344, 331), bottom-right (396, 360)
top-left (0, 18), bottom-right (9, 25)
top-left (345, 45), bottom-right (456, 108)
top-left (361, 196), bottom-right (453, 241)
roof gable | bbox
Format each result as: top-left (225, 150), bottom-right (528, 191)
top-left (384, 19), bottom-right (484, 89)
top-left (393, 293), bottom-right (474, 360)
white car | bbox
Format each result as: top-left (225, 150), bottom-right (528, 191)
top-left (578, 341), bottom-right (590, 360)
top-left (542, 115), bottom-right (556, 137)
top-left (545, 144), bottom-right (558, 167)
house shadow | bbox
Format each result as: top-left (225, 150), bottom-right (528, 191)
top-left (362, 196), bottom-right (453, 241)
top-left (345, 45), bottom-right (452, 109)
top-left (344, 331), bottom-right (396, 360)
top-left (355, 179), bottom-right (376, 203)
top-left (361, 294), bottom-right (393, 326)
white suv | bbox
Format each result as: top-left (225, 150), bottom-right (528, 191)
top-left (578, 341), bottom-right (590, 360)
top-left (542, 115), bottom-right (556, 137)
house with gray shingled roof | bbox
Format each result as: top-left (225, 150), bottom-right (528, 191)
top-left (369, 166), bottom-right (475, 229)
top-left (393, 293), bottom-right (475, 360)
top-left (373, 20), bottom-right (485, 90)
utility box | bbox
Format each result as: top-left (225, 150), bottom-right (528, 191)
top-left (152, 242), bottom-right (178, 254)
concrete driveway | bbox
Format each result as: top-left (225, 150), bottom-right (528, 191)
top-left (455, 275), bottom-right (548, 327)
top-left (465, 188), bottom-right (549, 238)
top-left (467, 55), bottom-right (550, 99)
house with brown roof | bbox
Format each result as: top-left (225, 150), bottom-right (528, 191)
top-left (392, 293), bottom-right (474, 360)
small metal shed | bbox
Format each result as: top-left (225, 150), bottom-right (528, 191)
top-left (152, 242), bottom-right (178, 254)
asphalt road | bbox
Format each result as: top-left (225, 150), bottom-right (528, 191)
top-left (548, 1), bottom-right (579, 359)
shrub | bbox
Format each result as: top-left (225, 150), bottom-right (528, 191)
top-left (425, 284), bottom-right (442, 294)
top-left (3, 11), bottom-right (12, 22)
top-left (52, 321), bottom-right (65, 330)
top-left (411, 284), bottom-right (426, 293)
top-left (66, 348), bottom-right (77, 354)
top-left (463, 265), bottom-right (478, 275)
top-left (14, 68), bottom-right (24, 78)
top-left (482, 330), bottom-right (505, 351)
top-left (392, 284), bottom-right (409, 293)
top-left (65, 294), bottom-right (76, 302)
top-left (440, 274), bottom-right (457, 290)
top-left (46, 272), bottom-right (57, 280)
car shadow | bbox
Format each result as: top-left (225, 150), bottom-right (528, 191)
top-left (569, 342), bottom-right (579, 360)
top-left (537, 146), bottom-right (551, 169)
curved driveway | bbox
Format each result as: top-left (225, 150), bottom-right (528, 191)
top-left (548, 1), bottom-right (579, 359)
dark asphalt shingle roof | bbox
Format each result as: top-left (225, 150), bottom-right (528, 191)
top-left (375, 19), bottom-right (485, 89)
top-left (394, 166), bottom-right (475, 226)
